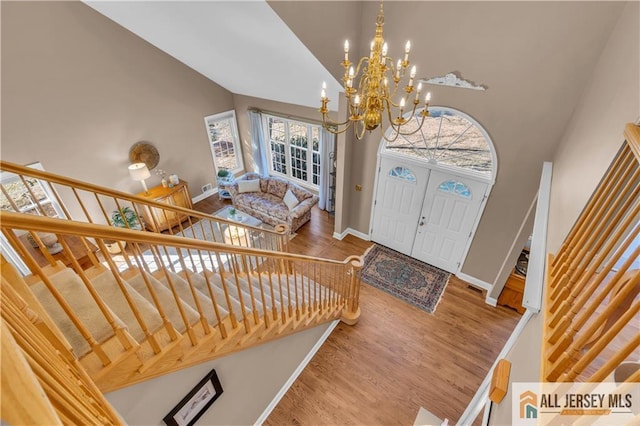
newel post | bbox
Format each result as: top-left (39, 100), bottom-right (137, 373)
top-left (340, 256), bottom-right (363, 325)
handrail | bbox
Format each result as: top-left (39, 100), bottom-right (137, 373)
top-left (1, 210), bottom-right (364, 394)
top-left (0, 211), bottom-right (351, 266)
top-left (0, 160), bottom-right (288, 252)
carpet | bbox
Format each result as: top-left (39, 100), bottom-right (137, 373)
top-left (361, 244), bottom-right (450, 314)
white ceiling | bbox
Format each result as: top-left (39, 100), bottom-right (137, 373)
top-left (84, 0), bottom-right (342, 110)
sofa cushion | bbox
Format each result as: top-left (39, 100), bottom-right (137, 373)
top-left (289, 184), bottom-right (313, 201)
top-left (238, 179), bottom-right (260, 193)
top-left (267, 176), bottom-right (289, 198)
top-left (283, 189), bottom-right (300, 210)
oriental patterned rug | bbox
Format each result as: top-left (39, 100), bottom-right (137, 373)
top-left (361, 244), bottom-right (450, 314)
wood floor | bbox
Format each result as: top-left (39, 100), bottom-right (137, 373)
top-left (194, 196), bottom-right (521, 425)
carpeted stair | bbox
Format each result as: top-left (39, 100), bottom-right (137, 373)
top-left (29, 265), bottom-right (331, 361)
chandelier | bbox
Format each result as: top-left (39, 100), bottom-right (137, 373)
top-left (320, 2), bottom-right (431, 142)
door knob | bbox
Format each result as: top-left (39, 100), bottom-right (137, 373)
top-left (419, 221), bottom-right (425, 226)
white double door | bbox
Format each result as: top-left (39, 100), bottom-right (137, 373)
top-left (371, 157), bottom-right (488, 273)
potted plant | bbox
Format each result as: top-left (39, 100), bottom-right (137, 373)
top-left (106, 207), bottom-right (143, 254)
top-left (217, 168), bottom-right (232, 183)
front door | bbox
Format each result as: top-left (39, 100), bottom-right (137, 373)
top-left (370, 158), bottom-right (430, 255)
top-left (411, 170), bottom-right (488, 273)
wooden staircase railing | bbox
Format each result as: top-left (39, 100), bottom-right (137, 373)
top-left (542, 123), bottom-right (640, 384)
top-left (1, 211), bottom-right (364, 395)
top-left (0, 160), bottom-right (290, 260)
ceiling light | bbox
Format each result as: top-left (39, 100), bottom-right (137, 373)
top-left (320, 1), bottom-right (430, 142)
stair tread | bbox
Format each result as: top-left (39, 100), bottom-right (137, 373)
top-left (128, 271), bottom-right (200, 333)
top-left (157, 270), bottom-right (226, 326)
top-left (89, 269), bottom-right (164, 343)
top-left (30, 268), bottom-right (125, 357)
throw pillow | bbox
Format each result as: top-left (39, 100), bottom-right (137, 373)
top-left (267, 177), bottom-right (289, 198)
top-left (237, 179), bottom-right (260, 193)
top-left (283, 189), bottom-right (300, 210)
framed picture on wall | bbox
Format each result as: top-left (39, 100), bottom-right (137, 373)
top-left (163, 369), bottom-right (224, 426)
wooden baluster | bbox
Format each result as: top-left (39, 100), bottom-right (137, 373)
top-left (547, 248), bottom-right (640, 362)
top-left (275, 267), bottom-right (287, 324)
top-left (549, 204), bottom-right (640, 332)
top-left (559, 300), bottom-right (640, 382)
top-left (3, 236), bottom-right (112, 363)
top-left (131, 244), bottom-right (181, 341)
top-left (229, 255), bottom-right (251, 333)
top-left (0, 322), bottom-right (62, 425)
top-left (549, 162), bottom-right (639, 305)
top-left (263, 257), bottom-right (279, 322)
top-left (188, 260), bottom-right (225, 338)
top-left (254, 264), bottom-right (270, 328)
top-left (288, 262), bottom-right (296, 319)
top-left (209, 263), bottom-right (239, 330)
top-left (1, 298), bottom-right (111, 423)
top-left (546, 272), bottom-right (640, 380)
top-left (547, 221), bottom-right (640, 340)
top-left (156, 252), bottom-right (198, 345)
top-left (58, 236), bottom-right (133, 353)
top-left (96, 239), bottom-right (162, 354)
top-left (550, 146), bottom-right (632, 278)
top-left (587, 338), bottom-right (640, 383)
top-left (177, 253), bottom-right (212, 334)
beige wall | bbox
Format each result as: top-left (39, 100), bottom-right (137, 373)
top-left (547, 1), bottom-right (640, 252)
top-left (489, 3), bottom-right (639, 424)
top-left (1, 1), bottom-right (234, 203)
top-left (106, 322), bottom-right (334, 425)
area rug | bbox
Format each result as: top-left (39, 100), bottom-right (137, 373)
top-left (361, 244), bottom-right (450, 314)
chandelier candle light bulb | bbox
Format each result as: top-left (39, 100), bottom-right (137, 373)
top-left (319, 1), bottom-right (431, 141)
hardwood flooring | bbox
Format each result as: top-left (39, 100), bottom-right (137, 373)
top-left (193, 195), bottom-right (521, 425)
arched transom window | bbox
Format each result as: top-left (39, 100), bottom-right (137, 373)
top-left (384, 107), bottom-right (494, 176)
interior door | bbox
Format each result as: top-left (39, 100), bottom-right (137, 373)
top-left (371, 158), bottom-right (429, 255)
top-left (411, 170), bottom-right (488, 273)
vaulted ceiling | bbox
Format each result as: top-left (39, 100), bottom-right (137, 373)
top-left (85, 0), bottom-right (626, 145)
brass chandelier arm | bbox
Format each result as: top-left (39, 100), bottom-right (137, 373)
top-left (319, 0), bottom-right (430, 141)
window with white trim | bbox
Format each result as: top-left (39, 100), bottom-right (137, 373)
top-left (204, 110), bottom-right (244, 174)
top-left (262, 114), bottom-right (321, 189)
top-left (0, 163), bottom-right (65, 218)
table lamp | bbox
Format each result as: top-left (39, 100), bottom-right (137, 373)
top-left (128, 162), bottom-right (151, 194)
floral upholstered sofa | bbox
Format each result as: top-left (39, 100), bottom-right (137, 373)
top-left (227, 173), bottom-right (319, 233)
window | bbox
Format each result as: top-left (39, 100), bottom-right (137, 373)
top-left (438, 180), bottom-right (472, 199)
top-left (204, 110), bottom-right (244, 174)
top-left (0, 163), bottom-right (64, 217)
top-left (262, 114), bottom-right (321, 188)
top-left (389, 166), bottom-right (416, 183)
top-left (384, 107), bottom-right (494, 177)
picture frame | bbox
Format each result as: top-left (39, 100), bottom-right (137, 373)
top-left (163, 369), bottom-right (224, 426)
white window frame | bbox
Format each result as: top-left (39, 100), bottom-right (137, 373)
top-left (204, 110), bottom-right (244, 175)
top-left (261, 114), bottom-right (321, 190)
top-left (0, 162), bottom-right (66, 275)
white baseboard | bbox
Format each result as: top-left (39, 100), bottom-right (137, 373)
top-left (455, 272), bottom-right (492, 291)
top-left (192, 189), bottom-right (217, 204)
top-left (254, 320), bottom-right (339, 425)
top-left (332, 227), bottom-right (371, 241)
top-left (485, 296), bottom-right (498, 307)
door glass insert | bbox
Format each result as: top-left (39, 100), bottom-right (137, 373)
top-left (438, 180), bottom-right (472, 199)
top-left (389, 166), bottom-right (416, 183)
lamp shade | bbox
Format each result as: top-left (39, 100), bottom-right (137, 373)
top-left (128, 163), bottom-right (150, 181)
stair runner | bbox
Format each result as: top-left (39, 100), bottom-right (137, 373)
top-left (29, 265), bottom-right (324, 359)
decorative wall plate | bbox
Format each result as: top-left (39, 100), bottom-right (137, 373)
top-left (129, 141), bottom-right (160, 170)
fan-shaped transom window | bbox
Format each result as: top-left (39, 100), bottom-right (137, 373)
top-left (438, 180), bottom-right (472, 199)
top-left (384, 107), bottom-right (494, 176)
top-left (389, 166), bottom-right (416, 182)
